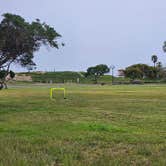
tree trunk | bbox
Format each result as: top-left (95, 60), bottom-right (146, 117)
top-left (94, 76), bottom-right (98, 84)
top-left (0, 82), bottom-right (3, 90)
top-left (3, 82), bottom-right (8, 89)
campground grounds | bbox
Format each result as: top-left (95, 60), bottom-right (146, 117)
top-left (0, 84), bottom-right (166, 166)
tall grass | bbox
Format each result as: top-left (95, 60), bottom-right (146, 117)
top-left (0, 84), bottom-right (166, 165)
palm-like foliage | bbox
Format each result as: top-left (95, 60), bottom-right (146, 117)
top-left (151, 55), bottom-right (158, 67)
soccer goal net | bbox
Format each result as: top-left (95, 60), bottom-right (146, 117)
top-left (50, 88), bottom-right (66, 100)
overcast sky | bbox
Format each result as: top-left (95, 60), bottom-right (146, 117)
top-left (1, 0), bottom-right (166, 72)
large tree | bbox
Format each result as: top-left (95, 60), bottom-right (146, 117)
top-left (86, 64), bottom-right (110, 83)
top-left (0, 13), bottom-right (62, 89)
top-left (124, 64), bottom-right (157, 80)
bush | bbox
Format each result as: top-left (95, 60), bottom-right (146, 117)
top-left (131, 79), bottom-right (144, 84)
top-left (101, 82), bottom-right (106, 86)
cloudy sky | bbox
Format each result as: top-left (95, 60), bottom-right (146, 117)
top-left (1, 0), bottom-right (166, 72)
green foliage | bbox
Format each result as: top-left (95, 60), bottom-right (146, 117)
top-left (0, 70), bottom-right (15, 90)
top-left (0, 83), bottom-right (3, 89)
top-left (0, 84), bottom-right (166, 165)
top-left (0, 13), bottom-right (61, 70)
top-left (86, 64), bottom-right (110, 83)
top-left (16, 71), bottom-right (133, 84)
top-left (9, 70), bottom-right (15, 78)
top-left (125, 67), bottom-right (143, 79)
top-left (27, 71), bottom-right (85, 83)
top-left (0, 70), bottom-right (7, 79)
top-left (0, 70), bottom-right (15, 79)
top-left (151, 55), bottom-right (158, 67)
top-left (22, 71), bottom-right (114, 84)
top-left (0, 13), bottom-right (61, 89)
top-left (124, 64), bottom-right (158, 80)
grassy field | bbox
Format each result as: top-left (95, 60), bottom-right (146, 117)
top-left (0, 84), bottom-right (166, 166)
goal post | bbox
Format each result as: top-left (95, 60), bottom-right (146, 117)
top-left (50, 88), bottom-right (66, 100)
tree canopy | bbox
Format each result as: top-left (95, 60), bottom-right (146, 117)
top-left (0, 13), bottom-right (61, 69)
top-left (0, 13), bottom-right (62, 89)
top-left (86, 64), bottom-right (110, 83)
top-left (124, 64), bottom-right (157, 80)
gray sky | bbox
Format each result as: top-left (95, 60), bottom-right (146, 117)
top-left (1, 0), bottom-right (166, 72)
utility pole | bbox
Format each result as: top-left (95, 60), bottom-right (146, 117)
top-left (110, 65), bottom-right (115, 85)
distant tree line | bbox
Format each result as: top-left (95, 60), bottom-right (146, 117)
top-left (123, 63), bottom-right (165, 80)
top-left (123, 55), bottom-right (166, 81)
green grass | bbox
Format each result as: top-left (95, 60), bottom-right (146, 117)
top-left (0, 84), bottom-right (166, 166)
top-left (21, 71), bottom-right (88, 83)
top-left (18, 71), bottom-right (119, 84)
top-left (18, 71), bottom-right (166, 84)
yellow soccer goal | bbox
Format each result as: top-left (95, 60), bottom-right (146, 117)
top-left (50, 88), bottom-right (66, 100)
